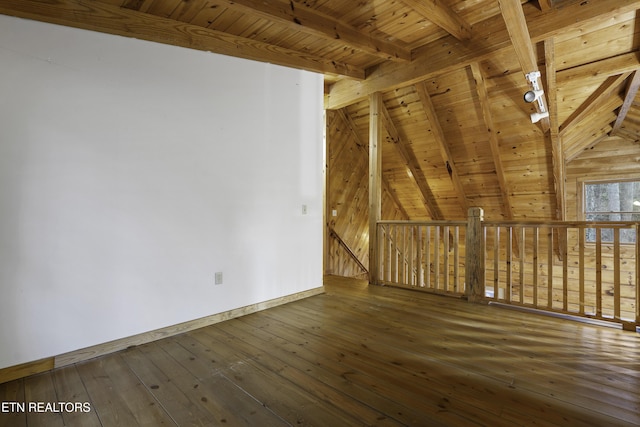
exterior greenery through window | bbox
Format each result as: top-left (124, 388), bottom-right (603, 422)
top-left (584, 180), bottom-right (640, 243)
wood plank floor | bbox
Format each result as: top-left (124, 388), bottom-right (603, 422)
top-left (1, 275), bottom-right (639, 426)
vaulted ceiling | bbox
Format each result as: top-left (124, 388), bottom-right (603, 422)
top-left (2, 0), bottom-right (640, 221)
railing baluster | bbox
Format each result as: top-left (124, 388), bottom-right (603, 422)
top-left (562, 227), bottom-right (568, 312)
top-left (578, 226), bottom-right (585, 315)
top-left (444, 226), bottom-right (450, 292)
top-left (417, 226), bottom-right (423, 287)
top-left (519, 226), bottom-right (525, 304)
top-left (434, 226), bottom-right (440, 290)
top-left (596, 228), bottom-right (602, 318)
top-left (533, 226), bottom-right (538, 307)
top-left (614, 228), bottom-right (621, 321)
top-left (494, 226), bottom-right (500, 300)
top-left (547, 227), bottom-right (553, 309)
top-left (506, 227), bottom-right (512, 303)
top-left (454, 226), bottom-right (460, 293)
top-left (636, 224), bottom-right (640, 326)
top-left (379, 224), bottom-right (385, 282)
top-left (391, 225), bottom-right (397, 283)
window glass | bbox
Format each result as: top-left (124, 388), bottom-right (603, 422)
top-left (584, 181), bottom-right (640, 243)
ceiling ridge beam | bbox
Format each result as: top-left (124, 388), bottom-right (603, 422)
top-left (326, 0), bottom-right (640, 109)
top-left (399, 0), bottom-right (471, 41)
top-left (209, 0), bottom-right (410, 62)
top-left (414, 82), bottom-right (468, 217)
top-left (0, 0), bottom-right (365, 79)
top-left (379, 102), bottom-right (442, 220)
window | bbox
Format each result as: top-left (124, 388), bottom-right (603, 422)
top-left (584, 180), bottom-right (640, 243)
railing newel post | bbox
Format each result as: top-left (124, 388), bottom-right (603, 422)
top-left (465, 207), bottom-right (485, 302)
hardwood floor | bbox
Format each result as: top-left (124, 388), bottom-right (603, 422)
top-left (1, 275), bottom-right (639, 426)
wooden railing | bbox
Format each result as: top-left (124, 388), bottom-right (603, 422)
top-left (483, 220), bottom-right (640, 330)
top-left (375, 209), bottom-right (640, 330)
top-left (377, 220), bottom-right (466, 296)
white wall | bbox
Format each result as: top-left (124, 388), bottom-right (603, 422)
top-left (0, 15), bottom-right (324, 369)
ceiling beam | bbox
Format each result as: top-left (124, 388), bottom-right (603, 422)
top-left (470, 62), bottom-right (514, 220)
top-left (209, 0), bottom-right (411, 62)
top-left (557, 52), bottom-right (640, 85)
top-left (379, 103), bottom-right (442, 220)
top-left (560, 73), bottom-right (630, 136)
top-left (498, 0), bottom-right (550, 131)
top-left (326, 0), bottom-right (640, 109)
top-left (544, 38), bottom-right (566, 221)
top-left (611, 70), bottom-right (640, 135)
top-left (414, 82), bottom-right (468, 218)
top-left (399, 0), bottom-right (471, 41)
top-left (0, 0), bottom-right (365, 79)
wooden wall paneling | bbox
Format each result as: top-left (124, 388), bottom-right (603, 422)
top-left (415, 82), bottom-right (469, 217)
top-left (146, 0), bottom-right (181, 17)
top-left (551, 10), bottom-right (640, 72)
top-left (326, 109), bottom-right (370, 276)
top-left (380, 100), bottom-right (441, 219)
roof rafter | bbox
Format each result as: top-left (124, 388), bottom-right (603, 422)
top-left (470, 62), bottom-right (514, 221)
top-left (208, 0), bottom-right (411, 62)
top-left (414, 82), bottom-right (468, 217)
top-left (611, 70), bottom-right (640, 135)
top-left (399, 0), bottom-right (471, 41)
top-left (0, 0), bottom-right (365, 79)
top-left (379, 102), bottom-right (442, 220)
top-left (544, 37), bottom-right (566, 221)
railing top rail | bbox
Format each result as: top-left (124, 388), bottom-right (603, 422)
top-left (378, 220), bottom-right (467, 226)
top-left (482, 220), bottom-right (640, 228)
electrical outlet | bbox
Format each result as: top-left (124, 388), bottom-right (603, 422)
top-left (215, 272), bottom-right (223, 285)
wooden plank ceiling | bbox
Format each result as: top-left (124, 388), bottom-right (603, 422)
top-left (2, 0), bottom-right (640, 223)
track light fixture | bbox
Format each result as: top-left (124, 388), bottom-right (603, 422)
top-left (524, 89), bottom-right (544, 103)
top-left (524, 71), bottom-right (548, 124)
top-left (530, 111), bottom-right (549, 123)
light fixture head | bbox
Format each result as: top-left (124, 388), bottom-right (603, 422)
top-left (524, 89), bottom-right (544, 103)
top-left (530, 111), bottom-right (549, 123)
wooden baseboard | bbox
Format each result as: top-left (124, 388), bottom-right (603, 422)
top-left (0, 286), bottom-right (324, 383)
top-left (0, 357), bottom-right (55, 385)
